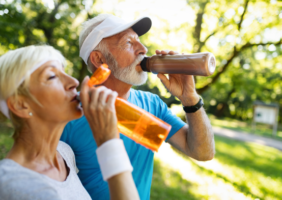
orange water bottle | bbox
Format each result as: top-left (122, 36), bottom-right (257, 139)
top-left (87, 64), bottom-right (172, 152)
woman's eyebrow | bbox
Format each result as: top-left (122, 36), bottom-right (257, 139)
top-left (38, 65), bottom-right (58, 76)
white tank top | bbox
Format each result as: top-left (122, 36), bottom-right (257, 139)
top-left (0, 141), bottom-right (92, 200)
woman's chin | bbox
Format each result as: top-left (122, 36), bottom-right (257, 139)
top-left (69, 106), bottom-right (83, 121)
top-left (75, 107), bottom-right (83, 118)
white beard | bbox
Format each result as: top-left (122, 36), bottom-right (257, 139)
top-left (104, 53), bottom-right (148, 86)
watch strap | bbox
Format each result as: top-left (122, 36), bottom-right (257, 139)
top-left (183, 98), bottom-right (204, 113)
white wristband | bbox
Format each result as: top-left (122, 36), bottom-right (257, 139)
top-left (96, 138), bottom-right (133, 181)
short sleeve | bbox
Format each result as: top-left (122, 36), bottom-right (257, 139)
top-left (57, 141), bottom-right (79, 173)
top-left (153, 95), bottom-right (186, 141)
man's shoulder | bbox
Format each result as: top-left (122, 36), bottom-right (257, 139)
top-left (130, 88), bottom-right (162, 103)
top-left (62, 116), bottom-right (90, 136)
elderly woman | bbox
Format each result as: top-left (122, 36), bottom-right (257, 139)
top-left (0, 45), bottom-right (139, 200)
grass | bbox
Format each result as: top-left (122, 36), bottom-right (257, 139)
top-left (151, 135), bottom-right (282, 200)
top-left (1, 122), bottom-right (281, 200)
top-left (208, 114), bottom-right (282, 140)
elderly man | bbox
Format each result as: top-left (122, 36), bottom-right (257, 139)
top-left (61, 14), bottom-right (215, 200)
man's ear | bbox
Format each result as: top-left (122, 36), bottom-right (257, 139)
top-left (7, 96), bottom-right (31, 119)
top-left (89, 51), bottom-right (107, 69)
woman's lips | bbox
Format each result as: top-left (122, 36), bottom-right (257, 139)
top-left (71, 95), bottom-right (79, 102)
top-left (75, 95), bottom-right (81, 101)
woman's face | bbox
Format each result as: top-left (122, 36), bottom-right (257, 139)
top-left (27, 60), bottom-right (82, 123)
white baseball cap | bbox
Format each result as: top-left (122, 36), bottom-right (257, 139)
top-left (79, 14), bottom-right (152, 64)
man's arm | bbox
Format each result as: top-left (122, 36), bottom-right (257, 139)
top-left (156, 50), bottom-right (215, 161)
top-left (167, 107), bottom-right (215, 161)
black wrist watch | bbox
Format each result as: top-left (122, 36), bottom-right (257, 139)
top-left (183, 97), bottom-right (204, 113)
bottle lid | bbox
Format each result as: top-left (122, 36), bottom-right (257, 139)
top-left (140, 57), bottom-right (149, 72)
top-left (208, 54), bottom-right (216, 75)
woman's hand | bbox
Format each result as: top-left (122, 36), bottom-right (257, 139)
top-left (80, 76), bottom-right (119, 147)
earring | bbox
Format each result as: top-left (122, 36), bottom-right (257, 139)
top-left (29, 112), bottom-right (33, 116)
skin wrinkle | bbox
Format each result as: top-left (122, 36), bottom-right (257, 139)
top-left (3, 45), bottom-right (140, 199)
top-left (7, 60), bottom-right (82, 181)
top-left (100, 29), bottom-right (147, 86)
top-left (91, 28), bottom-right (215, 161)
top-left (104, 52), bottom-right (146, 86)
top-left (185, 109), bottom-right (214, 160)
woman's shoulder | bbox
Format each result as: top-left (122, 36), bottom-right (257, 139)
top-left (0, 159), bottom-right (27, 178)
top-left (0, 159), bottom-right (61, 200)
top-left (57, 141), bottom-right (78, 173)
top-left (57, 141), bottom-right (74, 154)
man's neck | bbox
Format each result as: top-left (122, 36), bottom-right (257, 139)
top-left (102, 74), bottom-right (132, 100)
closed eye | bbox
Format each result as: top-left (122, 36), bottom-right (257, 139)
top-left (48, 75), bottom-right (56, 80)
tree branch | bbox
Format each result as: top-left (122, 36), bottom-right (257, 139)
top-left (193, 1), bottom-right (209, 53)
top-left (197, 47), bottom-right (239, 94)
top-left (241, 39), bottom-right (282, 50)
top-left (196, 23), bottom-right (228, 52)
top-left (36, 0), bottom-right (64, 44)
top-left (49, 0), bottom-right (64, 23)
top-left (197, 0), bottom-right (252, 94)
top-left (238, 0), bottom-right (250, 31)
top-left (197, 38), bottom-right (282, 94)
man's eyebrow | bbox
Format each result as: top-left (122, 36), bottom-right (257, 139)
top-left (120, 34), bottom-right (138, 42)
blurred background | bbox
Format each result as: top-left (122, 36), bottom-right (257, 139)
top-left (0, 0), bottom-right (282, 199)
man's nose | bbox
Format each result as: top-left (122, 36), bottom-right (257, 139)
top-left (136, 41), bottom-right (148, 55)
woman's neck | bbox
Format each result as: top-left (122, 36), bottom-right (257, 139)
top-left (7, 120), bottom-right (66, 170)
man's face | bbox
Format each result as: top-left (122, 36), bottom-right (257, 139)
top-left (103, 28), bottom-right (148, 86)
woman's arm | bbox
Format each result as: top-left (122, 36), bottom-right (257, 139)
top-left (108, 172), bottom-right (140, 200)
top-left (80, 76), bottom-right (140, 200)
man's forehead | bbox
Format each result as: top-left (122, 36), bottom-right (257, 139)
top-left (106, 28), bottom-right (138, 42)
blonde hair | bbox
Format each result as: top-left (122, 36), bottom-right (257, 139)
top-left (0, 45), bottom-right (65, 139)
top-left (79, 14), bottom-right (110, 72)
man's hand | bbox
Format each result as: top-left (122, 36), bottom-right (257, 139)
top-left (80, 76), bottom-right (119, 147)
top-left (155, 50), bottom-right (199, 106)
top-left (155, 50), bottom-right (215, 161)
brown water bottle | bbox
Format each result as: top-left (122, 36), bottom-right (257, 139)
top-left (140, 52), bottom-right (216, 76)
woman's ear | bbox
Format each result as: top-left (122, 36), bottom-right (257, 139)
top-left (89, 51), bottom-right (107, 70)
top-left (7, 96), bottom-right (31, 119)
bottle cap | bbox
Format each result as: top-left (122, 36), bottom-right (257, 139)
top-left (208, 54), bottom-right (216, 75)
top-left (140, 57), bottom-right (149, 72)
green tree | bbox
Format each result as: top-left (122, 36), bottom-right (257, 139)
top-left (136, 0), bottom-right (282, 121)
top-left (0, 0), bottom-right (96, 83)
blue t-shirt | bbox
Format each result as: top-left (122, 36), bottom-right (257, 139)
top-left (60, 89), bottom-right (185, 200)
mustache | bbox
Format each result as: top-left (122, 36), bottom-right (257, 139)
top-left (128, 54), bottom-right (145, 68)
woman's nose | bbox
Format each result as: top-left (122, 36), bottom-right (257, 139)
top-left (65, 74), bottom-right (79, 90)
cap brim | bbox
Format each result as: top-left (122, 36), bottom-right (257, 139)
top-left (131, 17), bottom-right (152, 36)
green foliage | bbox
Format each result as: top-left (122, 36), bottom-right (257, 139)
top-left (0, 0), bottom-right (93, 83)
top-left (137, 0), bottom-right (282, 122)
top-left (0, 122), bottom-right (13, 160)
